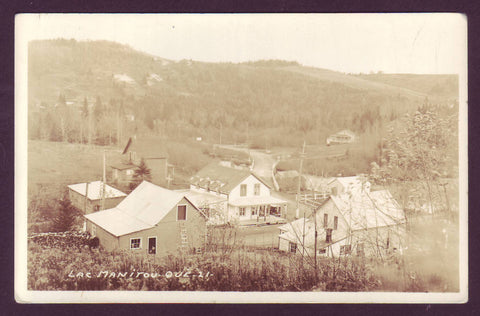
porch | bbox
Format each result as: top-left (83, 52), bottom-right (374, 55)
top-left (229, 196), bottom-right (288, 224)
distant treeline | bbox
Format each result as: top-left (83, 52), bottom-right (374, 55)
top-left (28, 39), bottom-right (457, 148)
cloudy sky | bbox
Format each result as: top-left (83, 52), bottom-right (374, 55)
top-left (16, 13), bottom-right (466, 74)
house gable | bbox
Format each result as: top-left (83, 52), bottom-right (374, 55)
top-left (159, 197), bottom-right (208, 224)
top-left (229, 174), bottom-right (271, 201)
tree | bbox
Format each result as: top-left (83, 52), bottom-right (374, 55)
top-left (93, 96), bottom-right (104, 119)
top-left (51, 197), bottom-right (79, 232)
top-left (129, 158), bottom-right (152, 190)
top-left (81, 97), bottom-right (89, 118)
top-left (370, 106), bottom-right (457, 214)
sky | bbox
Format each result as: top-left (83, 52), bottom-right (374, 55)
top-left (16, 13), bottom-right (467, 74)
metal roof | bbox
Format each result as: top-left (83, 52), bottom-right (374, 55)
top-left (190, 162), bottom-right (263, 193)
top-left (84, 181), bottom-right (187, 236)
top-left (327, 176), bottom-right (363, 189)
top-left (67, 181), bottom-right (127, 200)
top-left (279, 189), bottom-right (405, 248)
top-left (175, 189), bottom-right (227, 207)
top-left (330, 189), bottom-right (405, 230)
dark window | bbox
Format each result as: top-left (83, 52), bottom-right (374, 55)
top-left (318, 248), bottom-right (326, 254)
top-left (323, 214), bottom-right (328, 228)
top-left (289, 242), bottom-right (297, 253)
top-left (334, 216), bottom-right (338, 230)
top-left (130, 238), bottom-right (141, 249)
top-left (240, 184), bottom-right (247, 196)
top-left (326, 228), bottom-right (332, 243)
top-left (177, 205), bottom-right (187, 220)
top-left (340, 244), bottom-right (352, 255)
top-left (239, 207), bottom-right (246, 216)
top-left (94, 205), bottom-right (100, 212)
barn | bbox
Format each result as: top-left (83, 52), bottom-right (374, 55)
top-left (84, 181), bottom-right (207, 254)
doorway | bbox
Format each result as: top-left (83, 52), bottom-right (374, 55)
top-left (148, 237), bottom-right (157, 254)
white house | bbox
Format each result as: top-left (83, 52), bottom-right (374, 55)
top-left (326, 129), bottom-right (356, 145)
top-left (326, 176), bottom-right (369, 196)
top-left (188, 162), bottom-right (288, 224)
top-left (279, 187), bottom-right (405, 258)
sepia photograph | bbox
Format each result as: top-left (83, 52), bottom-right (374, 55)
top-left (14, 13), bottom-right (467, 303)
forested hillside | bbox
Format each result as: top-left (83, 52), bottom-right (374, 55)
top-left (28, 39), bottom-right (458, 148)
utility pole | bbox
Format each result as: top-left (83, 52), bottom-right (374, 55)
top-left (219, 123), bottom-right (223, 146)
top-left (101, 150), bottom-right (106, 211)
top-left (439, 182), bottom-right (451, 219)
top-left (314, 205), bottom-right (318, 273)
top-left (298, 141), bottom-right (306, 258)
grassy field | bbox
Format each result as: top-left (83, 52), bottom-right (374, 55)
top-left (28, 140), bottom-right (115, 198)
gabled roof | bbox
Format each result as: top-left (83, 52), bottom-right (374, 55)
top-left (124, 136), bottom-right (168, 159)
top-left (330, 189), bottom-right (405, 231)
top-left (190, 162), bottom-right (270, 194)
top-left (84, 181), bottom-right (198, 236)
top-left (68, 181), bottom-right (127, 200)
top-left (279, 189), bottom-right (405, 249)
top-left (327, 176), bottom-right (363, 189)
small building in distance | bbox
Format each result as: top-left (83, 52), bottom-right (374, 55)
top-left (84, 181), bottom-right (207, 254)
top-left (189, 162), bottom-right (288, 224)
top-left (326, 176), bottom-right (369, 196)
top-left (326, 129), bottom-right (356, 145)
top-left (110, 136), bottom-right (170, 186)
top-left (67, 181), bottom-right (127, 214)
top-left (279, 186), bottom-right (405, 258)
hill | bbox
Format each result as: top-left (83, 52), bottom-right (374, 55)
top-left (28, 39), bottom-right (458, 148)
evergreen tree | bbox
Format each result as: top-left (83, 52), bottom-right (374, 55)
top-left (129, 159), bottom-right (152, 190)
top-left (93, 96), bottom-right (104, 119)
top-left (51, 197), bottom-right (79, 232)
top-left (82, 97), bottom-right (89, 118)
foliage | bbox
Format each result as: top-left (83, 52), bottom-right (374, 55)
top-left (129, 158), bottom-right (152, 190)
top-left (371, 106), bottom-right (457, 184)
top-left (370, 105), bottom-right (458, 214)
top-left (27, 239), bottom-right (378, 291)
top-left (50, 196), bottom-right (82, 232)
top-left (27, 39), bottom-right (457, 149)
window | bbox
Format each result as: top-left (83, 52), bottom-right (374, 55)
top-left (340, 244), bottom-right (352, 255)
top-left (254, 183), bottom-right (260, 195)
top-left (239, 207), bottom-right (246, 216)
top-left (318, 248), bottom-right (326, 255)
top-left (323, 213), bottom-right (328, 228)
top-left (177, 205), bottom-right (187, 221)
top-left (130, 238), bottom-right (141, 249)
top-left (240, 184), bottom-right (247, 197)
top-left (126, 169), bottom-right (133, 176)
top-left (91, 224), bottom-right (96, 237)
top-left (331, 187), bottom-right (338, 196)
top-left (334, 216), bottom-right (338, 230)
top-left (357, 243), bottom-right (365, 256)
top-left (289, 242), bottom-right (297, 253)
top-left (326, 228), bottom-right (332, 243)
top-left (94, 205), bottom-right (100, 212)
